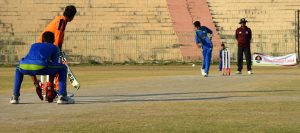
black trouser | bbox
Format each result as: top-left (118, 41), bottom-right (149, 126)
top-left (237, 46), bottom-right (252, 71)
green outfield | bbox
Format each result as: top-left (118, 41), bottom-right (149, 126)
top-left (0, 65), bottom-right (299, 133)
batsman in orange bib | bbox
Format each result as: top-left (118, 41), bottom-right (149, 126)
top-left (37, 5), bottom-right (76, 49)
top-left (32, 5), bottom-right (77, 102)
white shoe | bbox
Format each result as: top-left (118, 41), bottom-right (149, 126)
top-left (202, 71), bottom-right (207, 77)
top-left (10, 96), bottom-right (19, 104)
top-left (201, 69), bottom-right (205, 76)
top-left (236, 71), bottom-right (242, 74)
top-left (67, 93), bottom-right (75, 97)
top-left (57, 95), bottom-right (75, 104)
top-left (248, 71), bottom-right (253, 75)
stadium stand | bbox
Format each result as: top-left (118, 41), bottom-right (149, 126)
top-left (0, 0), bottom-right (298, 63)
top-left (167, 0), bottom-right (222, 61)
top-left (0, 0), bottom-right (182, 63)
top-left (207, 0), bottom-right (298, 58)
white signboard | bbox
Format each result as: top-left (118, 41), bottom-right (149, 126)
top-left (253, 53), bottom-right (297, 66)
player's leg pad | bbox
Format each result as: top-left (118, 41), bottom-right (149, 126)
top-left (34, 80), bottom-right (43, 101)
top-left (45, 82), bottom-right (57, 103)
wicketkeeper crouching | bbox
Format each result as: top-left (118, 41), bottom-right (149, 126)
top-left (10, 32), bottom-right (75, 104)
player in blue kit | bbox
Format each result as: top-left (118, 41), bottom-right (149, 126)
top-left (10, 32), bottom-right (74, 104)
top-left (194, 21), bottom-right (213, 77)
top-left (219, 43), bottom-right (226, 71)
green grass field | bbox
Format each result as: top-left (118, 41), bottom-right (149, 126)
top-left (0, 65), bottom-right (300, 133)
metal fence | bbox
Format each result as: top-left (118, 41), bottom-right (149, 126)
top-left (295, 10), bottom-right (300, 60)
top-left (0, 31), bottom-right (183, 64)
top-left (223, 30), bottom-right (296, 61)
top-left (0, 30), bottom-right (297, 64)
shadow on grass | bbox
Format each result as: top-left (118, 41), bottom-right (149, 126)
top-left (76, 89), bottom-right (298, 98)
top-left (75, 96), bottom-right (249, 104)
top-left (12, 102), bottom-right (38, 105)
top-left (74, 89), bottom-right (298, 104)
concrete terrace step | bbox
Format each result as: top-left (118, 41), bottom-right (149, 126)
top-left (0, 0), bottom-right (182, 62)
top-left (207, 0), bottom-right (297, 56)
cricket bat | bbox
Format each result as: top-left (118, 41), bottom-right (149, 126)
top-left (61, 52), bottom-right (80, 90)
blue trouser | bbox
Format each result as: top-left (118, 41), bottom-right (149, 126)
top-left (13, 64), bottom-right (67, 97)
top-left (219, 60), bottom-right (222, 71)
top-left (202, 46), bottom-right (212, 74)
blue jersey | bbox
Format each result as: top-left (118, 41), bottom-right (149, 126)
top-left (195, 29), bottom-right (213, 48)
top-left (20, 43), bottom-right (59, 68)
top-left (199, 26), bottom-right (213, 35)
